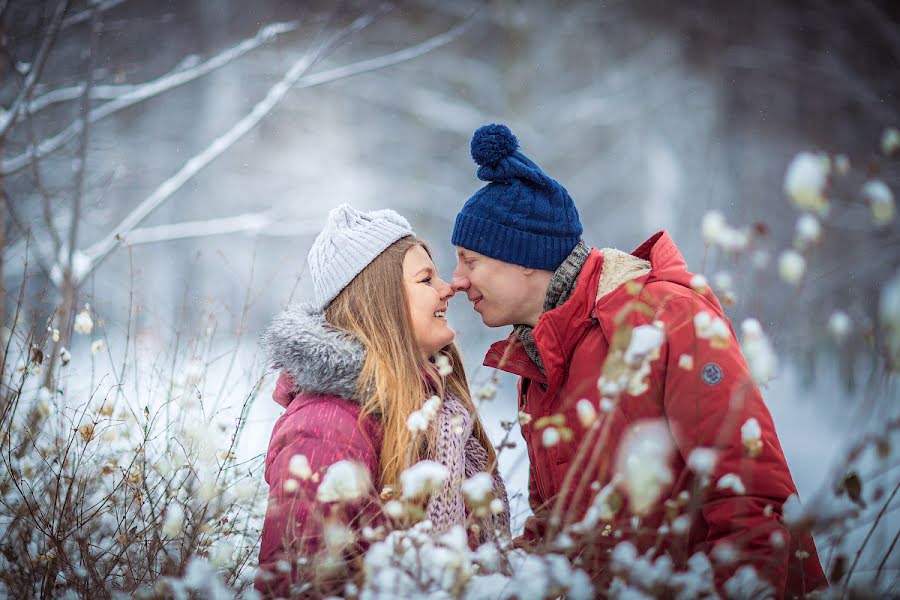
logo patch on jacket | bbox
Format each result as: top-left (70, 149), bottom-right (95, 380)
top-left (701, 363), bottom-right (723, 386)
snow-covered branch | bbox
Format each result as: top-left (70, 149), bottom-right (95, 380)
top-left (1, 20), bottom-right (299, 175)
top-left (61, 0), bottom-right (128, 29)
top-left (116, 212), bottom-right (321, 246)
top-left (290, 12), bottom-right (476, 93)
top-left (77, 11), bottom-right (382, 279)
top-left (71, 10), bottom-right (475, 283)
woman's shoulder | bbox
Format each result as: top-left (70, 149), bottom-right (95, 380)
top-left (267, 393), bottom-right (381, 466)
top-left (280, 392), bottom-right (375, 430)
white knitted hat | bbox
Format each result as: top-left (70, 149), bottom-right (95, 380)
top-left (308, 204), bottom-right (415, 310)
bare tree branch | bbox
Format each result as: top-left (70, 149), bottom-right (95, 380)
top-left (21, 20), bottom-right (300, 120)
top-left (25, 105), bottom-right (62, 258)
top-left (42, 2), bottom-right (100, 391)
top-left (116, 212), bottom-right (320, 246)
top-left (79, 10), bottom-right (385, 278)
top-left (0, 0), bottom-right (69, 140)
top-left (67, 6), bottom-right (99, 270)
top-left (1, 188), bottom-right (54, 279)
top-left (61, 0), bottom-right (127, 29)
top-left (290, 11), bottom-right (477, 92)
top-left (0, 20), bottom-right (298, 175)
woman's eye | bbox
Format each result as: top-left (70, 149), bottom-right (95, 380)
top-left (422, 277), bottom-right (432, 284)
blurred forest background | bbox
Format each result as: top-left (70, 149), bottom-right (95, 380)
top-left (2, 0), bottom-right (899, 590)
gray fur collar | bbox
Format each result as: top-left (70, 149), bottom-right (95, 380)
top-left (260, 303), bottom-right (364, 402)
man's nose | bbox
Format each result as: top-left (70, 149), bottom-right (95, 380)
top-left (451, 269), bottom-right (469, 293)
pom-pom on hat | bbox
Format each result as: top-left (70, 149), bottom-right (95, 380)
top-left (308, 204), bottom-right (415, 310)
top-left (452, 124), bottom-right (583, 271)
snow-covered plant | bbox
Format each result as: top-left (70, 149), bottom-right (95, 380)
top-left (0, 305), bottom-right (267, 598)
top-left (317, 460), bottom-right (372, 503)
top-left (615, 420), bottom-right (676, 516)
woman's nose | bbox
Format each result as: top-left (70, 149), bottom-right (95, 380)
top-left (437, 277), bottom-right (455, 300)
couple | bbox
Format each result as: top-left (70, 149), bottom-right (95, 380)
top-left (256, 124), bottom-right (827, 598)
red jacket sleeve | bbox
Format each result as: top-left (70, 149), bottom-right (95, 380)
top-left (657, 296), bottom-right (795, 595)
top-left (256, 399), bottom-right (379, 598)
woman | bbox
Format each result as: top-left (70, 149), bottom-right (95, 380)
top-left (255, 204), bottom-right (509, 597)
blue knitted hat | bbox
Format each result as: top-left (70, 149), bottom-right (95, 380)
top-left (451, 124), bottom-right (583, 271)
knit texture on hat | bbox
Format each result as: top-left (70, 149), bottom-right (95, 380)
top-left (452, 124), bottom-right (583, 270)
top-left (308, 204), bottom-right (414, 310)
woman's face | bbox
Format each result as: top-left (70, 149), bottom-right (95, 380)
top-left (403, 244), bottom-right (456, 357)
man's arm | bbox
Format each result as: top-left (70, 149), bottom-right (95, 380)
top-left (658, 296), bottom-right (796, 594)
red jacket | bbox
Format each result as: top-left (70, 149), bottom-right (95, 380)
top-left (255, 372), bottom-right (382, 597)
top-left (484, 232), bottom-right (827, 597)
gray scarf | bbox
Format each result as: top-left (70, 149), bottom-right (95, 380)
top-left (514, 241), bottom-right (591, 375)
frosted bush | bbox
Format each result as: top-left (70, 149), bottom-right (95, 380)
top-left (687, 447), bottom-right (717, 476)
top-left (778, 249), bottom-right (806, 285)
top-left (740, 319), bottom-right (777, 385)
top-left (401, 460), bottom-right (449, 499)
top-left (616, 420), bottom-right (675, 516)
top-left (317, 460), bottom-right (372, 502)
top-left (862, 179), bottom-right (895, 226)
top-left (73, 307), bottom-right (93, 334)
top-left (462, 472), bottom-right (495, 506)
top-left (783, 151), bottom-right (830, 216)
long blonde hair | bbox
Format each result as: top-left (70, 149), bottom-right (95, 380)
top-left (325, 236), bottom-right (497, 491)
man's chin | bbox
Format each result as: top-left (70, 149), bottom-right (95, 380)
top-left (480, 313), bottom-right (511, 328)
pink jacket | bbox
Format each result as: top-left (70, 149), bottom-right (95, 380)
top-left (255, 305), bottom-right (382, 598)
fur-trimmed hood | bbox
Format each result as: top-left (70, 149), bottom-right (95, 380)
top-left (260, 303), bottom-right (364, 403)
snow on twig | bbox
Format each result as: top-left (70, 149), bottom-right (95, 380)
top-left (74, 10), bottom-right (475, 282)
top-left (1, 21), bottom-right (299, 174)
top-left (116, 212), bottom-right (321, 246)
top-left (75, 12), bottom-right (380, 278)
top-left (290, 12), bottom-right (477, 93)
top-left (61, 0), bottom-right (128, 29)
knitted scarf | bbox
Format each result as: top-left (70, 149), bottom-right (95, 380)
top-left (424, 395), bottom-right (511, 543)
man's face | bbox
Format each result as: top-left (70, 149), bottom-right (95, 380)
top-left (451, 247), bottom-right (533, 327)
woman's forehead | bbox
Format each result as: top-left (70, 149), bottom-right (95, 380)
top-left (403, 244), bottom-right (434, 273)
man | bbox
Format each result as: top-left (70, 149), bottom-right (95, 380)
top-left (450, 123), bottom-right (827, 597)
